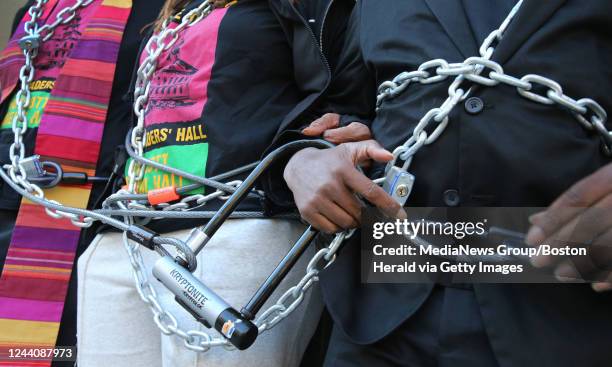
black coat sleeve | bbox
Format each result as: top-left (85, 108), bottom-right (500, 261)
top-left (260, 2), bottom-right (377, 214)
top-left (322, 0), bottom-right (376, 125)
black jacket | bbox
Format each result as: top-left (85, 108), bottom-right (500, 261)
top-left (315, 1), bottom-right (612, 366)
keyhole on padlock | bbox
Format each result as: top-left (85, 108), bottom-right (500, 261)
top-left (396, 184), bottom-right (409, 197)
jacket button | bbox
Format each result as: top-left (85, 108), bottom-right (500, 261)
top-left (464, 97), bottom-right (484, 114)
top-left (443, 189), bottom-right (461, 207)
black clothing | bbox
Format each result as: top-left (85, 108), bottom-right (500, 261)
top-left (268, 0), bottom-right (612, 366)
top-left (323, 286), bottom-right (499, 367)
top-left (136, 0), bottom-right (355, 233)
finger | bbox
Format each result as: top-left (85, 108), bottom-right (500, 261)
top-left (592, 272), bottom-right (612, 292)
top-left (527, 165), bottom-right (612, 245)
top-left (319, 199), bottom-right (359, 230)
top-left (530, 194), bottom-right (612, 268)
top-left (308, 212), bottom-right (341, 234)
top-left (323, 122), bottom-right (372, 144)
top-left (550, 164), bottom-right (612, 210)
top-left (553, 260), bottom-right (581, 282)
top-left (592, 282), bottom-right (612, 292)
top-left (302, 113), bottom-right (340, 136)
top-left (340, 140), bottom-right (393, 165)
top-left (552, 255), bottom-right (606, 283)
top-left (548, 227), bottom-right (612, 281)
top-left (552, 227), bottom-right (612, 281)
top-left (526, 207), bottom-right (584, 247)
top-left (591, 226), bottom-right (612, 270)
top-left (342, 168), bottom-right (401, 218)
top-left (331, 187), bottom-right (364, 223)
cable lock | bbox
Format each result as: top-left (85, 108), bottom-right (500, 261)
top-left (126, 225), bottom-right (159, 251)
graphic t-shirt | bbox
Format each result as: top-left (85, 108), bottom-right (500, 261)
top-left (133, 0), bottom-right (301, 205)
top-left (1, 0), bottom-right (100, 130)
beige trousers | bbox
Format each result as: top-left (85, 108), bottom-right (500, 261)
top-left (77, 219), bottom-right (323, 367)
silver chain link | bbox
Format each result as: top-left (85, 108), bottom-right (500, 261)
top-left (5, 0), bottom-right (97, 227)
top-left (127, 1), bottom-right (215, 192)
top-left (7, 0), bottom-right (606, 355)
top-left (377, 0), bottom-right (611, 169)
top-left (120, 0), bottom-right (356, 351)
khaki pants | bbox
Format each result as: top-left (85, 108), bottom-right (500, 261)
top-left (77, 219), bottom-right (323, 367)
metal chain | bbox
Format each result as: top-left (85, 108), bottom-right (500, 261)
top-left (117, 1), bottom-right (360, 348)
top-left (0, 0), bottom-right (273, 352)
top-left (6, 0), bottom-right (595, 355)
top-left (0, 0), bottom-right (349, 353)
top-left (6, 0), bottom-right (97, 228)
top-left (38, 0), bottom-right (95, 41)
top-left (121, 213), bottom-right (234, 351)
top-left (123, 201), bottom-right (354, 351)
top-left (255, 231), bottom-right (351, 332)
top-left (2, 0), bottom-right (243, 226)
top-left (377, 0), bottom-right (611, 167)
top-left (103, 181), bottom-right (245, 213)
top-left (127, 0), bottom-right (215, 192)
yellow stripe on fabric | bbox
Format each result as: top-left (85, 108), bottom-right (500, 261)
top-left (0, 319), bottom-right (59, 345)
top-left (84, 27), bottom-right (125, 36)
top-left (5, 265), bottom-right (72, 274)
top-left (22, 186), bottom-right (90, 208)
top-left (101, 0), bottom-right (132, 8)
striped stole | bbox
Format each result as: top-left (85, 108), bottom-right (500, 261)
top-left (0, 0), bottom-right (132, 364)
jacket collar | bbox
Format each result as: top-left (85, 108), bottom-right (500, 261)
top-left (423, 0), bottom-right (566, 64)
top-left (492, 0), bottom-right (566, 64)
top-left (423, 0), bottom-right (479, 59)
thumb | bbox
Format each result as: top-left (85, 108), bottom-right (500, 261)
top-left (344, 140), bottom-right (393, 165)
top-left (302, 113), bottom-right (340, 136)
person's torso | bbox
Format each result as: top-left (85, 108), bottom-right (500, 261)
top-left (361, 0), bottom-right (612, 208)
top-left (136, 0), bottom-right (301, 200)
top-left (321, 1), bottom-right (612, 359)
top-left (0, 0), bottom-right (165, 211)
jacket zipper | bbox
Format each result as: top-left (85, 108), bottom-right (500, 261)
top-left (319, 0), bottom-right (335, 53)
top-left (287, 0), bottom-right (331, 79)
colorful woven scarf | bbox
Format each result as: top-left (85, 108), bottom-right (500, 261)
top-left (0, 0), bottom-right (132, 364)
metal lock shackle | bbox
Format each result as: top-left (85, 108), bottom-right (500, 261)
top-left (153, 139), bottom-right (335, 350)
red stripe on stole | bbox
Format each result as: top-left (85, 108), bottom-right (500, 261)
top-left (15, 204), bottom-right (77, 230)
top-left (43, 105), bottom-right (106, 123)
top-left (83, 32), bottom-right (124, 42)
top-left (0, 276), bottom-right (69, 302)
top-left (44, 101), bottom-right (106, 117)
top-left (3, 270), bottom-right (71, 281)
top-left (53, 75), bottom-right (113, 104)
top-left (60, 59), bottom-right (115, 81)
top-left (34, 135), bottom-right (100, 164)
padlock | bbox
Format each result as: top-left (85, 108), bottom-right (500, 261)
top-left (18, 35), bottom-right (41, 51)
top-left (382, 166), bottom-right (415, 206)
top-left (20, 155), bottom-right (45, 179)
